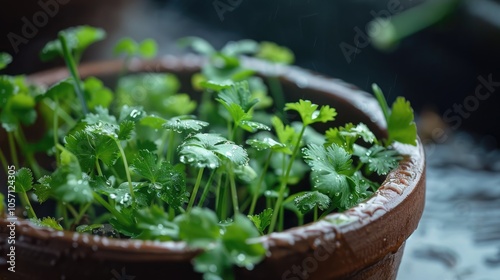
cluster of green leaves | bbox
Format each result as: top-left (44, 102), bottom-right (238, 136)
top-left (0, 27), bottom-right (417, 280)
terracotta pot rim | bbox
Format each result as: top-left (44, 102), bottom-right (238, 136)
top-left (3, 55), bottom-right (425, 277)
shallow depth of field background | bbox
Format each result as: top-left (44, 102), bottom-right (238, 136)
top-left (1, 0), bottom-right (500, 279)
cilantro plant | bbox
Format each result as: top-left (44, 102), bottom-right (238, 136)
top-left (0, 26), bottom-right (417, 280)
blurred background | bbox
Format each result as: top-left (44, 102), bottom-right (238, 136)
top-left (1, 0), bottom-right (499, 278)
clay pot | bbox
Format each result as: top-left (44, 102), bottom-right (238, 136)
top-left (0, 56), bottom-right (426, 280)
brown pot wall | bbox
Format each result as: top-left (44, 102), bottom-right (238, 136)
top-left (0, 56), bottom-right (426, 280)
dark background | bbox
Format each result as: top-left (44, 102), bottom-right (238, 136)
top-left (1, 0), bottom-right (500, 279)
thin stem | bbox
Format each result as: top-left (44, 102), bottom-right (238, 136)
top-left (228, 166), bottom-right (239, 215)
top-left (267, 77), bottom-right (286, 120)
top-left (269, 125), bottom-right (307, 233)
top-left (157, 130), bottom-right (169, 161)
top-left (59, 202), bottom-right (69, 229)
top-left (314, 205), bottom-right (318, 221)
top-left (167, 130), bottom-right (175, 164)
top-left (0, 148), bottom-right (8, 173)
top-left (198, 170), bottom-right (216, 207)
top-left (92, 192), bottom-right (130, 226)
top-left (44, 99), bottom-right (76, 127)
top-left (187, 168), bottom-right (205, 212)
top-left (59, 34), bottom-right (88, 115)
top-left (53, 98), bottom-right (60, 166)
top-left (66, 204), bottom-right (79, 219)
top-left (215, 173), bottom-right (223, 218)
top-left (95, 159), bottom-right (103, 176)
top-left (115, 140), bottom-right (135, 199)
top-left (19, 191), bottom-right (37, 219)
top-left (74, 202), bottom-right (91, 225)
top-left (278, 205), bottom-right (284, 231)
top-left (249, 151), bottom-right (273, 215)
top-left (14, 129), bottom-right (42, 178)
top-left (298, 215), bottom-right (304, 226)
top-left (7, 132), bottom-right (18, 167)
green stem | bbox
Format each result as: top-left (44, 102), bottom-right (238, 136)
top-left (187, 168), bottom-right (205, 212)
top-left (95, 159), bottom-right (103, 176)
top-left (66, 204), bottom-right (79, 219)
top-left (19, 191), bottom-right (37, 219)
top-left (59, 34), bottom-right (88, 115)
top-left (7, 132), bottom-right (18, 167)
top-left (0, 148), bottom-right (8, 173)
top-left (53, 99), bottom-right (60, 166)
top-left (314, 205), bottom-right (318, 221)
top-left (14, 129), bottom-right (42, 178)
top-left (269, 125), bottom-right (307, 233)
top-left (198, 170), bottom-right (216, 207)
top-left (115, 140), bottom-right (135, 199)
top-left (167, 130), bottom-right (175, 164)
top-left (74, 202), bottom-right (91, 225)
top-left (58, 202), bottom-right (69, 229)
top-left (168, 206), bottom-right (175, 221)
top-left (267, 77), bottom-right (286, 120)
top-left (215, 173), bottom-right (223, 218)
top-left (298, 215), bottom-right (304, 226)
top-left (239, 196), bottom-right (252, 213)
top-left (157, 130), bottom-right (169, 161)
top-left (278, 205), bottom-right (284, 232)
top-left (44, 99), bottom-right (76, 127)
top-left (92, 192), bottom-right (130, 226)
top-left (249, 151), bottom-right (272, 215)
top-left (227, 166), bottom-right (239, 215)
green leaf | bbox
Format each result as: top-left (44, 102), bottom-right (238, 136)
top-left (138, 39), bottom-right (158, 59)
top-left (372, 83), bottom-right (390, 121)
top-left (221, 40), bottom-right (259, 56)
top-left (14, 168), bottom-right (33, 193)
top-left (33, 176), bottom-right (52, 203)
top-left (325, 123), bottom-right (377, 153)
top-left (175, 207), bottom-right (221, 248)
top-left (65, 130), bottom-right (120, 171)
top-left (178, 37), bottom-right (216, 55)
top-left (113, 37), bottom-right (138, 56)
top-left (40, 26), bottom-right (106, 61)
top-left (0, 53), bottom-right (13, 70)
top-left (388, 97), bottom-right (417, 145)
top-left (163, 116), bottom-right (209, 133)
top-left (118, 120), bottom-right (135, 140)
top-left (0, 76), bottom-right (37, 131)
top-left (30, 217), bottom-right (63, 230)
top-left (285, 99), bottom-right (336, 126)
top-left (50, 168), bottom-right (93, 204)
top-left (38, 78), bottom-right (74, 101)
top-left (246, 137), bottom-right (286, 151)
top-left (193, 243), bottom-right (231, 280)
top-left (199, 80), bottom-right (233, 91)
top-left (294, 191), bottom-right (331, 215)
top-left (271, 116), bottom-right (296, 154)
top-left (83, 77), bottom-right (113, 110)
top-left (163, 94), bottom-right (198, 116)
top-left (256, 41), bottom-right (295, 64)
top-left (140, 115), bottom-right (166, 129)
top-left (355, 144), bottom-right (402, 175)
top-left (131, 150), bottom-right (159, 182)
top-left (240, 121), bottom-right (270, 133)
top-left (247, 208), bottom-right (273, 235)
top-left (217, 81), bottom-right (258, 112)
top-left (222, 214), bottom-right (266, 269)
top-left (302, 144), bottom-right (358, 210)
top-left (179, 133), bottom-right (248, 169)
top-left (135, 205), bottom-right (179, 241)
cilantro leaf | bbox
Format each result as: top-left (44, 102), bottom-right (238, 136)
top-left (118, 120), bottom-right (135, 140)
top-left (30, 217), bottom-right (63, 230)
top-left (33, 176), bottom-right (52, 203)
top-left (65, 130), bottom-right (119, 172)
top-left (178, 37), bottom-right (216, 55)
top-left (222, 214), bottom-right (266, 268)
top-left (294, 191), bottom-right (331, 215)
top-left (175, 207), bottom-right (220, 248)
top-left (14, 167), bottom-right (33, 193)
top-left (325, 123), bottom-right (377, 153)
top-left (256, 41), bottom-right (295, 64)
top-left (50, 167), bottom-right (93, 204)
top-left (372, 84), bottom-right (417, 146)
top-left (0, 53), bottom-right (13, 70)
top-left (271, 116), bottom-right (296, 154)
top-left (139, 115), bottom-right (166, 129)
top-left (179, 133), bottom-right (248, 169)
top-left (302, 144), bottom-right (359, 210)
top-left (83, 77), bottom-right (113, 110)
top-left (163, 116), bottom-right (209, 133)
top-left (221, 40), bottom-right (259, 56)
top-left (40, 26), bottom-right (106, 62)
top-left (355, 144), bottom-right (402, 175)
top-left (113, 37), bottom-right (138, 56)
top-left (217, 81), bottom-right (258, 112)
top-left (247, 208), bottom-right (273, 235)
top-left (246, 137), bottom-right (286, 151)
top-left (285, 99), bottom-right (337, 126)
top-left (388, 97), bottom-right (417, 145)
top-left (135, 205), bottom-right (179, 241)
top-left (138, 39), bottom-right (158, 59)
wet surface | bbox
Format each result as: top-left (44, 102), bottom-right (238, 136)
top-left (399, 133), bottom-right (500, 280)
